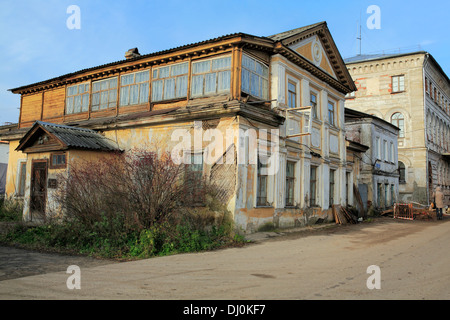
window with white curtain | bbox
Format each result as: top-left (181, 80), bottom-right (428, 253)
top-left (152, 62), bottom-right (188, 101)
top-left (191, 55), bottom-right (231, 98)
top-left (66, 82), bottom-right (90, 114)
top-left (241, 54), bottom-right (269, 100)
top-left (119, 70), bottom-right (150, 106)
top-left (91, 77), bottom-right (118, 111)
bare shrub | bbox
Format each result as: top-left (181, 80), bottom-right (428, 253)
top-left (55, 149), bottom-right (210, 233)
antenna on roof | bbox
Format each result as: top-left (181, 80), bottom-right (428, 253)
top-left (357, 12), bottom-right (362, 56)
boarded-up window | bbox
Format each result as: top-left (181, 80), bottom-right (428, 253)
top-left (152, 62), bottom-right (188, 101)
top-left (191, 56), bottom-right (231, 98)
top-left (66, 82), bottom-right (90, 114)
top-left (17, 162), bottom-right (26, 196)
top-left (92, 77), bottom-right (118, 111)
top-left (120, 70), bottom-right (150, 106)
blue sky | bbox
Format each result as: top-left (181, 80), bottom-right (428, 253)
top-left (1, 0), bottom-right (449, 124)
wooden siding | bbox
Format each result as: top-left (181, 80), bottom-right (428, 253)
top-left (20, 92), bottom-right (43, 128)
top-left (42, 87), bottom-right (65, 122)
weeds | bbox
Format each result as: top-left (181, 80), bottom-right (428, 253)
top-left (0, 149), bottom-right (244, 259)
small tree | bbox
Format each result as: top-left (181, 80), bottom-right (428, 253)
top-left (55, 149), bottom-right (209, 233)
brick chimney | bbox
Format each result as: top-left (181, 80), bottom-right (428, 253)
top-left (125, 48), bottom-right (140, 60)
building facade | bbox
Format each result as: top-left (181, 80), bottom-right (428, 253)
top-left (345, 52), bottom-right (450, 206)
top-left (0, 22), bottom-right (356, 232)
top-left (345, 108), bottom-right (399, 212)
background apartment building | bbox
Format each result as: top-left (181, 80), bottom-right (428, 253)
top-left (345, 51), bottom-right (450, 206)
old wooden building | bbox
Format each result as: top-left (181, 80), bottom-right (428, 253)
top-left (1, 22), bottom-right (356, 232)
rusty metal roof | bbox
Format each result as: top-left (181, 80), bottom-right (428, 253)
top-left (9, 33), bottom-right (253, 94)
top-left (19, 121), bottom-right (120, 152)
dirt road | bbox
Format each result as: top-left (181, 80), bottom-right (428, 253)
top-left (1, 217), bottom-right (449, 300)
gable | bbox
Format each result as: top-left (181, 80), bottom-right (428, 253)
top-left (269, 22), bottom-right (357, 93)
top-left (289, 35), bottom-right (337, 79)
top-left (19, 127), bottom-right (66, 153)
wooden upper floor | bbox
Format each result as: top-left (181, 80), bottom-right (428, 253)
top-left (9, 22), bottom-right (355, 131)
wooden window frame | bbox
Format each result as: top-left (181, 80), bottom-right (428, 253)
top-left (191, 55), bottom-right (232, 98)
top-left (50, 152), bottom-right (67, 169)
top-left (287, 81), bottom-right (297, 109)
top-left (241, 53), bottom-right (269, 100)
top-left (329, 169), bottom-right (335, 208)
top-left (91, 77), bottom-right (118, 112)
top-left (327, 100), bottom-right (335, 126)
top-left (310, 166), bottom-right (318, 207)
top-left (65, 82), bottom-right (90, 115)
top-left (120, 70), bottom-right (151, 107)
top-left (392, 75), bottom-right (405, 93)
top-left (152, 61), bottom-right (189, 102)
top-left (285, 161), bottom-right (295, 207)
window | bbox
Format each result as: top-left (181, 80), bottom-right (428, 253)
top-left (153, 62), bottom-right (188, 101)
top-left (120, 70), bottom-right (150, 106)
top-left (91, 77), bottom-right (118, 111)
top-left (66, 82), bottom-right (90, 114)
top-left (310, 92), bottom-right (318, 119)
top-left (384, 183), bottom-right (389, 208)
top-left (285, 161), bottom-right (295, 206)
top-left (345, 91), bottom-right (355, 99)
top-left (241, 54), bottom-right (269, 100)
top-left (191, 56), bottom-right (231, 98)
top-left (346, 172), bottom-right (350, 205)
top-left (383, 140), bottom-right (388, 162)
top-left (310, 166), bottom-right (317, 206)
top-left (392, 75), bottom-right (405, 93)
top-left (377, 183), bottom-right (383, 207)
top-left (329, 169), bottom-right (335, 208)
top-left (389, 142), bottom-right (394, 163)
top-left (17, 161), bottom-right (26, 196)
top-left (328, 101), bottom-right (335, 126)
top-left (390, 185), bottom-right (395, 206)
top-left (257, 158), bottom-right (269, 206)
top-left (391, 112), bottom-right (405, 138)
top-left (398, 161), bottom-right (406, 183)
top-left (288, 82), bottom-right (297, 109)
top-left (50, 153), bottom-right (66, 169)
top-left (185, 152), bottom-right (204, 203)
top-left (375, 137), bottom-right (381, 159)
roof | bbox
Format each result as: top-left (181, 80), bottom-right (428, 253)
top-left (345, 108), bottom-right (400, 132)
top-left (344, 51), bottom-right (427, 64)
top-left (8, 32), bottom-right (256, 94)
top-left (16, 121), bottom-right (120, 152)
top-left (9, 22), bottom-right (355, 95)
top-left (268, 21), bottom-right (325, 41)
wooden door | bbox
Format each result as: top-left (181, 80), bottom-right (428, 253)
top-left (30, 160), bottom-right (47, 220)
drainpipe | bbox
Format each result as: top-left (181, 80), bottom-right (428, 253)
top-left (423, 53), bottom-right (430, 204)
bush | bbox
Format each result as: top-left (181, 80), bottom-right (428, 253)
top-left (0, 148), bottom-right (243, 259)
top-left (0, 197), bottom-right (23, 222)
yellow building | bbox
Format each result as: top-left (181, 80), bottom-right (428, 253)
top-left (1, 22), bottom-right (356, 232)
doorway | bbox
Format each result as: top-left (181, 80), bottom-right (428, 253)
top-left (30, 160), bottom-right (47, 221)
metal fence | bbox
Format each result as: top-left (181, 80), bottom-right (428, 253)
top-left (393, 203), bottom-right (414, 220)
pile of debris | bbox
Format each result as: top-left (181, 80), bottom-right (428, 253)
top-left (383, 202), bottom-right (437, 221)
top-left (332, 205), bottom-right (358, 225)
